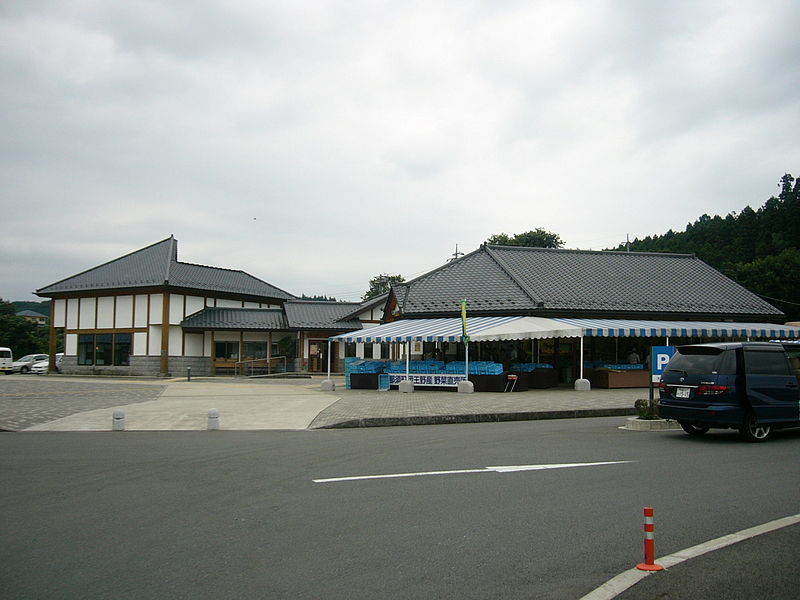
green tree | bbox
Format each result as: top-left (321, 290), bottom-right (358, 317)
top-left (363, 274), bottom-right (405, 301)
top-left (299, 294), bottom-right (339, 302)
top-left (726, 248), bottom-right (800, 321)
top-left (486, 228), bottom-right (563, 248)
top-left (0, 299), bottom-right (50, 356)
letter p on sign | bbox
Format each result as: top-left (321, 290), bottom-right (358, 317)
top-left (651, 346), bottom-right (676, 379)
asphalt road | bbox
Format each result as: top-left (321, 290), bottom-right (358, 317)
top-left (1, 418), bottom-right (798, 599)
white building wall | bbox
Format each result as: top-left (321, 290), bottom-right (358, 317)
top-left (168, 325), bottom-right (182, 355)
top-left (65, 334), bottom-right (77, 355)
top-left (97, 297), bottom-right (114, 329)
top-left (133, 332), bottom-right (147, 355)
top-left (79, 298), bottom-right (96, 329)
top-left (215, 331), bottom-right (240, 342)
top-left (53, 299), bottom-right (66, 328)
top-left (216, 299), bottom-right (241, 308)
top-left (134, 295), bottom-right (148, 327)
top-left (243, 332), bottom-right (266, 342)
top-left (148, 326), bottom-right (162, 355)
top-left (184, 333), bottom-right (204, 356)
top-left (185, 296), bottom-right (204, 318)
top-left (66, 299), bottom-right (79, 329)
top-left (150, 294), bottom-right (163, 325)
top-left (115, 296), bottom-right (133, 328)
top-left (169, 294), bottom-right (184, 325)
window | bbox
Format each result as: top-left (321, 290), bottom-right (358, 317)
top-left (243, 342), bottom-right (267, 360)
top-left (114, 333), bottom-right (131, 366)
top-left (95, 334), bottom-right (112, 365)
top-left (78, 334), bottom-right (94, 365)
top-left (745, 349), bottom-right (790, 376)
top-left (78, 333), bottom-right (131, 366)
top-left (667, 347), bottom-right (736, 376)
top-left (363, 343), bottom-right (374, 359)
top-left (380, 342), bottom-right (390, 359)
top-left (345, 342), bottom-right (356, 358)
top-left (215, 342), bottom-right (239, 360)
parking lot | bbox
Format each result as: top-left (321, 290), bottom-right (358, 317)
top-left (0, 376), bottom-right (166, 431)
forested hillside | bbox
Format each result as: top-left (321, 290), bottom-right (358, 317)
top-left (614, 174), bottom-right (800, 321)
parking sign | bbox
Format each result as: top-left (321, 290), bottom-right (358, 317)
top-left (650, 346), bottom-right (675, 383)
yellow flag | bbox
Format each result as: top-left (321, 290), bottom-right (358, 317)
top-left (461, 299), bottom-right (468, 342)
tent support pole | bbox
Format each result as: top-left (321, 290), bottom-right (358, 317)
top-left (320, 339), bottom-right (335, 391)
top-left (579, 336), bottom-right (584, 380)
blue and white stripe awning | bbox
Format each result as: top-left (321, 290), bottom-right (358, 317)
top-left (330, 317), bottom-right (800, 342)
top-left (329, 316), bottom-right (522, 343)
top-left (555, 318), bottom-right (800, 339)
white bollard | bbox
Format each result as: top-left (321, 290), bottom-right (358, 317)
top-left (112, 409), bottom-right (126, 431)
top-left (207, 408), bottom-right (220, 430)
top-left (399, 379), bottom-right (414, 393)
top-left (457, 380), bottom-right (474, 394)
top-left (320, 379), bottom-right (335, 392)
top-left (574, 378), bottom-right (591, 391)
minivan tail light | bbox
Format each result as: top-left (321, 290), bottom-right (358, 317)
top-left (696, 385), bottom-right (730, 396)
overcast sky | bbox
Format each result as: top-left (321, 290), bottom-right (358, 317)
top-left (2, 1), bottom-right (798, 303)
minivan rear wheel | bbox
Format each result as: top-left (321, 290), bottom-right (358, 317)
top-left (739, 412), bottom-right (771, 442)
top-left (679, 422), bottom-right (709, 436)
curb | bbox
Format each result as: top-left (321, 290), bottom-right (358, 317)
top-left (313, 407), bottom-right (637, 429)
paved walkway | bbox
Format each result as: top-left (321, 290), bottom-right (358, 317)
top-left (1, 375), bottom-right (645, 431)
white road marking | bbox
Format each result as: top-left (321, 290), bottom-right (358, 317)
top-left (312, 460), bottom-right (634, 483)
top-left (580, 513), bottom-right (800, 600)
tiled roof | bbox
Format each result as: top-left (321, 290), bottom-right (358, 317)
top-left (180, 302), bottom-right (364, 331)
top-left (36, 236), bottom-right (295, 301)
top-left (181, 308), bottom-right (288, 330)
top-left (339, 293), bottom-right (390, 321)
top-left (284, 300), bottom-right (363, 330)
top-left (393, 245), bottom-right (783, 320)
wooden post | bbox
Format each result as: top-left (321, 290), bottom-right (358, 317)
top-left (48, 301), bottom-right (57, 373)
top-left (298, 331), bottom-right (304, 372)
top-left (210, 330), bottom-right (216, 376)
top-left (160, 292), bottom-right (170, 376)
top-left (268, 331), bottom-right (273, 374)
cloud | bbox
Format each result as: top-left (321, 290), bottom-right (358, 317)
top-left (1, 0), bottom-right (798, 301)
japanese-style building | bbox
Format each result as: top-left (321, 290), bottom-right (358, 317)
top-left (35, 237), bottom-right (382, 376)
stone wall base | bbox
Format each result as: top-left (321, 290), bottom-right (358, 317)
top-left (59, 356), bottom-right (212, 377)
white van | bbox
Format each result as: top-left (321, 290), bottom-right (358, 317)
top-left (0, 347), bottom-right (13, 374)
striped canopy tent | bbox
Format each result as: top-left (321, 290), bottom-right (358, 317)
top-left (330, 316), bottom-right (524, 343)
top-left (325, 317), bottom-right (800, 382)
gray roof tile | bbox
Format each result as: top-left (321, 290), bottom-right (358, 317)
top-left (284, 301), bottom-right (363, 330)
top-left (181, 308), bottom-right (288, 330)
top-left (394, 245), bottom-right (782, 319)
top-left (37, 237), bottom-right (295, 301)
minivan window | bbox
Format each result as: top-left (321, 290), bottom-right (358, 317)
top-left (744, 349), bottom-right (790, 376)
top-left (0, 350), bottom-right (10, 358)
top-left (666, 347), bottom-right (736, 375)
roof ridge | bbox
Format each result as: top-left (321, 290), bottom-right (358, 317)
top-left (487, 245), bottom-right (697, 259)
top-left (164, 235), bottom-right (175, 284)
top-left (400, 245), bottom-right (484, 287)
top-left (173, 260), bottom-right (297, 299)
top-left (483, 246), bottom-right (543, 306)
top-left (36, 236), bottom-right (174, 294)
top-left (286, 299), bottom-right (360, 305)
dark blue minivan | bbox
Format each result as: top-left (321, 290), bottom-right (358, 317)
top-left (658, 342), bottom-right (800, 441)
